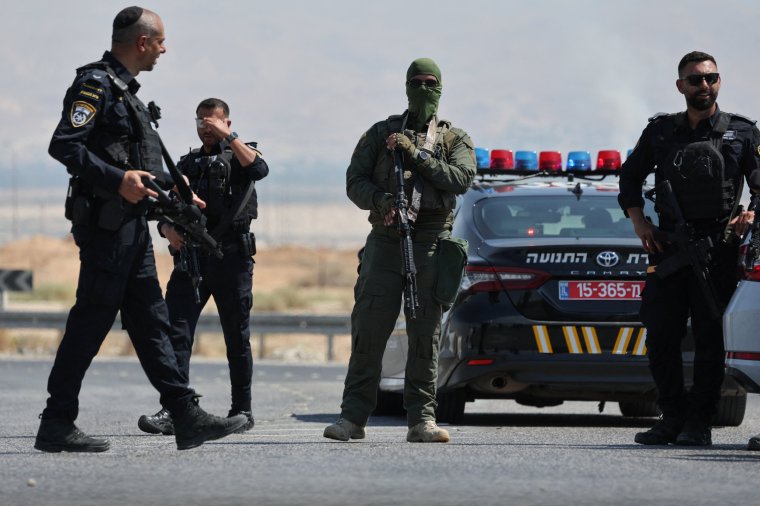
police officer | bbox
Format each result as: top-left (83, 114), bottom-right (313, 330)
top-left (137, 98), bottom-right (268, 435)
top-left (35, 6), bottom-right (247, 453)
top-left (619, 51), bottom-right (760, 447)
top-left (324, 58), bottom-right (476, 443)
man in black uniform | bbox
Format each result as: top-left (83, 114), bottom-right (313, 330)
top-left (35, 6), bottom-right (247, 453)
top-left (619, 51), bottom-right (760, 447)
top-left (137, 98), bottom-right (268, 435)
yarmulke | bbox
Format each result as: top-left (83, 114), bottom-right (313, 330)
top-left (113, 6), bottom-right (144, 29)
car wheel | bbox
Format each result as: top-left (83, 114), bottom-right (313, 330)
top-left (436, 388), bottom-right (466, 423)
top-left (618, 399), bottom-right (660, 418)
top-left (373, 388), bottom-right (404, 416)
top-left (712, 392), bottom-right (747, 427)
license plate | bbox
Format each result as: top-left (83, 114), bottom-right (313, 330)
top-left (558, 280), bottom-right (644, 300)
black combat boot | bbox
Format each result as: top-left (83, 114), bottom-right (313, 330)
top-left (137, 408), bottom-right (174, 435)
top-left (34, 416), bottom-right (110, 453)
top-left (675, 416), bottom-right (712, 446)
top-left (228, 409), bottom-right (255, 433)
top-left (634, 415), bottom-right (685, 445)
top-left (173, 397), bottom-right (248, 450)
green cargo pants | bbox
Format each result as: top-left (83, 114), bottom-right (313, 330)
top-left (340, 225), bottom-right (448, 428)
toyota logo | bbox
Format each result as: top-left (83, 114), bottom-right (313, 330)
top-left (596, 251), bottom-right (619, 267)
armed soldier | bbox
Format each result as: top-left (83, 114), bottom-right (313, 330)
top-left (138, 98), bottom-right (268, 435)
top-left (619, 51), bottom-right (760, 447)
top-left (324, 58), bottom-right (475, 443)
top-left (35, 6), bottom-right (247, 453)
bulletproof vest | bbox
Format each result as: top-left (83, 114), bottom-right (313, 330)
top-left (77, 61), bottom-right (166, 183)
top-left (180, 149), bottom-right (233, 218)
top-left (179, 147), bottom-right (258, 227)
top-left (661, 112), bottom-right (734, 221)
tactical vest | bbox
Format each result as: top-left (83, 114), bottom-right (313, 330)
top-left (659, 112), bottom-right (735, 221)
top-left (77, 60), bottom-right (166, 183)
top-left (178, 147), bottom-right (258, 230)
top-left (383, 113), bottom-right (456, 213)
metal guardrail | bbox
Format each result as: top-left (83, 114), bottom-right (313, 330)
top-left (0, 310), bottom-right (351, 361)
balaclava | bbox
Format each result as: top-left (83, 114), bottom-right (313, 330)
top-left (406, 58), bottom-right (442, 131)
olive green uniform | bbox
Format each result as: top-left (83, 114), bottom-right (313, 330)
top-left (340, 114), bottom-right (476, 427)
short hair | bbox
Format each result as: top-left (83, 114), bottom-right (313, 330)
top-left (112, 7), bottom-right (160, 44)
top-left (196, 98), bottom-right (230, 117)
top-left (678, 51), bottom-right (717, 76)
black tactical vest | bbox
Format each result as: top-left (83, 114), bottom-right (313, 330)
top-left (660, 112), bottom-right (735, 221)
top-left (178, 147), bottom-right (259, 230)
top-left (77, 61), bottom-right (166, 184)
top-left (180, 149), bottom-right (233, 218)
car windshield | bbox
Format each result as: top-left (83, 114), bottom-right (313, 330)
top-left (474, 194), bottom-right (649, 239)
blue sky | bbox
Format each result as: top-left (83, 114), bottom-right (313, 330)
top-left (2, 0), bottom-right (760, 191)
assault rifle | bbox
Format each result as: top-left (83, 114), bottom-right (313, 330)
top-left (392, 147), bottom-right (420, 319)
top-left (144, 101), bottom-right (219, 303)
top-left (143, 177), bottom-right (222, 303)
top-left (644, 180), bottom-right (722, 320)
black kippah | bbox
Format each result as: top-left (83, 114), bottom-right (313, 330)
top-left (113, 6), bottom-right (144, 29)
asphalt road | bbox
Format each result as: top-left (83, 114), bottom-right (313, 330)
top-left (1, 358), bottom-right (758, 506)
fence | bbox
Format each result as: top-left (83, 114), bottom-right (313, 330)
top-left (0, 310), bottom-right (351, 361)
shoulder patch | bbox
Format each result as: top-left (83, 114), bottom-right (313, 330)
top-left (70, 101), bottom-right (97, 128)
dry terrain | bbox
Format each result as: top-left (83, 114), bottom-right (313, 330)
top-left (0, 235), bottom-right (359, 362)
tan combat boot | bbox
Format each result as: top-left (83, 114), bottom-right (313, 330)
top-left (406, 421), bottom-right (450, 443)
top-left (323, 418), bottom-right (366, 441)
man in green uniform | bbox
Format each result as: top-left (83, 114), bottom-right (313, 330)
top-left (324, 58), bottom-right (476, 443)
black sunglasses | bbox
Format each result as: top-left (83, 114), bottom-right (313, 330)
top-left (682, 73), bottom-right (720, 86)
top-left (408, 78), bottom-right (439, 88)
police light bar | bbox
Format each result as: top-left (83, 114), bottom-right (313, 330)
top-left (597, 150), bottom-right (622, 170)
top-left (538, 151), bottom-right (562, 171)
top-left (490, 149), bottom-right (514, 170)
top-left (566, 151), bottom-right (592, 171)
top-left (475, 147), bottom-right (490, 169)
top-left (514, 151), bottom-right (538, 171)
top-left (626, 148), bottom-right (633, 159)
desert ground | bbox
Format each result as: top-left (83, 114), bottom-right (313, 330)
top-left (0, 235), bottom-right (360, 362)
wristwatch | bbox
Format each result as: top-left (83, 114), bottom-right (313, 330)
top-left (225, 131), bottom-right (239, 144)
top-left (416, 150), bottom-right (430, 162)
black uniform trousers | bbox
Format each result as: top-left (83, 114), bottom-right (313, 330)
top-left (640, 237), bottom-right (739, 419)
top-left (43, 216), bottom-right (195, 421)
top-left (164, 244), bottom-right (254, 412)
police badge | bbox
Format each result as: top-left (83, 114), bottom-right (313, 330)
top-left (70, 101), bottom-right (96, 128)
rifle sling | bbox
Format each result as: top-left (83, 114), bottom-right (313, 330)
top-left (209, 180), bottom-right (256, 240)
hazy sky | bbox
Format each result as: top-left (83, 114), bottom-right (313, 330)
top-left (3, 0), bottom-right (760, 189)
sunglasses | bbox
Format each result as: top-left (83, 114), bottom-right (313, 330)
top-left (682, 73), bottom-right (720, 86)
top-left (407, 78), bottom-right (439, 88)
top-left (195, 118), bottom-right (206, 128)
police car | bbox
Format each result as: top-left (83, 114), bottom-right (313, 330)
top-left (724, 195), bottom-right (760, 396)
top-left (377, 148), bottom-right (747, 425)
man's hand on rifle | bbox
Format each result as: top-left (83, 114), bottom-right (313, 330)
top-left (172, 174), bottom-right (206, 209)
top-left (386, 133), bottom-right (416, 158)
top-left (160, 223), bottom-right (185, 250)
top-left (627, 207), bottom-right (664, 254)
top-left (119, 170), bottom-right (158, 204)
top-left (730, 210), bottom-right (754, 237)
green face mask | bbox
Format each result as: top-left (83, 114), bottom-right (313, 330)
top-left (405, 58), bottom-right (442, 131)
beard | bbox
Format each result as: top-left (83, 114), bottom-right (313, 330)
top-left (685, 92), bottom-right (717, 111)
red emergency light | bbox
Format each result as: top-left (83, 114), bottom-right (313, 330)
top-left (538, 151), bottom-right (562, 171)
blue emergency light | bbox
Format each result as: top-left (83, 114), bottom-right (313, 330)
top-left (514, 151), bottom-right (538, 170)
top-left (566, 151), bottom-right (592, 171)
top-left (475, 148), bottom-right (490, 169)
